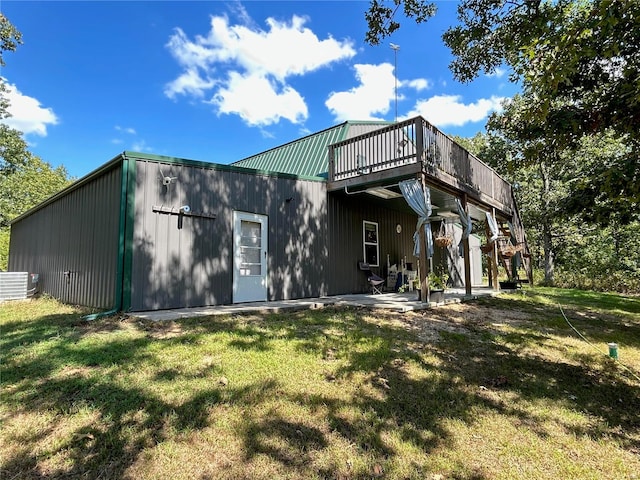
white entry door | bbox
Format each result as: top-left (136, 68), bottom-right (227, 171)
top-left (233, 211), bottom-right (268, 303)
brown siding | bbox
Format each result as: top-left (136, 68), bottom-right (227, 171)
top-left (326, 193), bottom-right (417, 295)
top-left (130, 160), bottom-right (327, 311)
top-left (8, 163), bottom-right (122, 308)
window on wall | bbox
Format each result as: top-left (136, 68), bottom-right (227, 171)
top-left (363, 221), bottom-right (379, 266)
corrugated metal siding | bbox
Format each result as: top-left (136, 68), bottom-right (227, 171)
top-left (8, 164), bottom-right (122, 308)
top-left (232, 121), bottom-right (391, 177)
top-left (0, 272), bottom-right (28, 301)
top-left (130, 159), bottom-right (327, 311)
top-left (326, 192), bottom-right (418, 295)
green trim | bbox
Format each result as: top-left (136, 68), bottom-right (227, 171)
top-left (121, 155), bottom-right (136, 312)
top-left (115, 156), bottom-right (129, 311)
top-left (123, 151), bottom-right (327, 183)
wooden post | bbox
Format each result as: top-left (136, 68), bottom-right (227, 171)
top-left (491, 208), bottom-right (500, 291)
top-left (415, 117), bottom-right (424, 165)
top-left (420, 172), bottom-right (430, 303)
top-left (328, 145), bottom-right (335, 182)
top-left (419, 221), bottom-right (429, 303)
top-left (462, 194), bottom-right (472, 296)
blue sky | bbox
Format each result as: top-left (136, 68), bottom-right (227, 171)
top-left (2, 1), bottom-right (518, 179)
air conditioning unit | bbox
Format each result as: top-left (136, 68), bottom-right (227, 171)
top-left (0, 272), bottom-right (39, 301)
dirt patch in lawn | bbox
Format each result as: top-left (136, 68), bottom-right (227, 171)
top-left (367, 302), bottom-right (535, 343)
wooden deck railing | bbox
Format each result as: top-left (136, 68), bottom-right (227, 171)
top-left (328, 116), bottom-right (513, 213)
top-left (328, 116), bottom-right (533, 281)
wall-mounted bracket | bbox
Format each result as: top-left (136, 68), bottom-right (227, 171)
top-left (152, 205), bottom-right (216, 219)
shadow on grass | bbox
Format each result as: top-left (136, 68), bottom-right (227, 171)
top-left (1, 296), bottom-right (639, 479)
top-left (477, 290), bottom-right (640, 350)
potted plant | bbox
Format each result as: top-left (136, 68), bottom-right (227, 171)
top-left (499, 279), bottom-right (519, 290)
top-left (428, 267), bottom-right (449, 303)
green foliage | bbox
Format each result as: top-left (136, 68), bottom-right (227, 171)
top-left (458, 126), bottom-right (640, 294)
top-left (563, 131), bottom-right (638, 225)
top-left (0, 14), bottom-right (72, 270)
top-left (0, 155), bottom-right (71, 270)
top-left (0, 13), bottom-right (22, 67)
top-left (0, 121), bottom-right (31, 173)
top-left (0, 155), bottom-right (70, 227)
top-left (365, 0), bottom-right (640, 226)
top-left (0, 15), bottom-right (30, 175)
top-left (428, 263), bottom-right (449, 290)
top-left (364, 0), bottom-right (436, 45)
top-left (441, 0), bottom-right (640, 144)
top-left (554, 221), bottom-right (640, 294)
top-left (0, 227), bottom-right (9, 271)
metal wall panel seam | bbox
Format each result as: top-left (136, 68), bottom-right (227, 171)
top-left (121, 156), bottom-right (136, 312)
top-left (83, 155), bottom-right (129, 320)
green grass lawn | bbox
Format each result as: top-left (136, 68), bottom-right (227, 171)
top-left (1, 288), bottom-right (639, 479)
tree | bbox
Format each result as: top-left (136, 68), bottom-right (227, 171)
top-left (0, 14), bottom-right (71, 269)
top-left (0, 13), bottom-right (22, 67)
top-left (365, 0), bottom-right (640, 223)
top-left (453, 114), bottom-right (567, 286)
top-left (1, 13), bottom-right (28, 175)
top-left (0, 155), bottom-right (70, 227)
top-left (0, 155), bottom-right (70, 269)
top-left (364, 0), bottom-right (436, 46)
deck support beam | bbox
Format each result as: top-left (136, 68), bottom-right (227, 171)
top-left (419, 172), bottom-right (430, 303)
top-left (462, 193), bottom-right (472, 296)
top-left (491, 207), bottom-right (500, 291)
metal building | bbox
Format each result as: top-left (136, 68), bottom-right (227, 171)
top-left (9, 116), bottom-right (531, 312)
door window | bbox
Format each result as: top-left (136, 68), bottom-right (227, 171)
top-left (239, 220), bottom-right (262, 276)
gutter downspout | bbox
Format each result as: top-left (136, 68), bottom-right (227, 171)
top-left (83, 153), bottom-right (131, 320)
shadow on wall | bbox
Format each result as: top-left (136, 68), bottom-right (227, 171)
top-left (130, 160), bottom-right (328, 311)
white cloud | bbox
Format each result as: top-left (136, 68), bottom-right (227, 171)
top-left (325, 63), bottom-right (396, 121)
top-left (403, 78), bottom-right (430, 91)
top-left (213, 72), bottom-right (307, 126)
top-left (165, 12), bottom-right (355, 126)
top-left (406, 94), bottom-right (505, 128)
top-left (112, 125), bottom-right (151, 152)
top-left (486, 67), bottom-right (507, 78)
top-left (132, 140), bottom-right (152, 152)
top-left (115, 125), bottom-right (137, 135)
top-left (165, 68), bottom-right (216, 99)
top-left (1, 80), bottom-right (58, 136)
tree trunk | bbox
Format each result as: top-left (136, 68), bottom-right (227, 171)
top-left (539, 161), bottom-right (555, 285)
top-left (542, 221), bottom-right (555, 285)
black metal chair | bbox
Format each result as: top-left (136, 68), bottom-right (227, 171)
top-left (359, 262), bottom-right (385, 294)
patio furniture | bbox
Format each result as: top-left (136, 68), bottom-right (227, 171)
top-left (359, 262), bottom-right (385, 294)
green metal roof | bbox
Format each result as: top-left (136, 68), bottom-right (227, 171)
top-left (232, 120), bottom-right (392, 177)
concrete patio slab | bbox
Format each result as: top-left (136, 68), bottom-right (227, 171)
top-left (130, 287), bottom-right (506, 322)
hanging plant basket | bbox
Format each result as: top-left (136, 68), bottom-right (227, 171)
top-left (499, 243), bottom-right (523, 258)
top-left (481, 243), bottom-right (493, 255)
top-left (434, 237), bottom-right (453, 248)
top-left (434, 222), bottom-right (453, 248)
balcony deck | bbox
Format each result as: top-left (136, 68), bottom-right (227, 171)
top-left (328, 116), bottom-right (514, 216)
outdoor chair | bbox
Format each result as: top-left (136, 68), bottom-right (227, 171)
top-left (359, 262), bottom-right (385, 294)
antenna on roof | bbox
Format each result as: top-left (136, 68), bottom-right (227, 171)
top-left (390, 43), bottom-right (400, 123)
